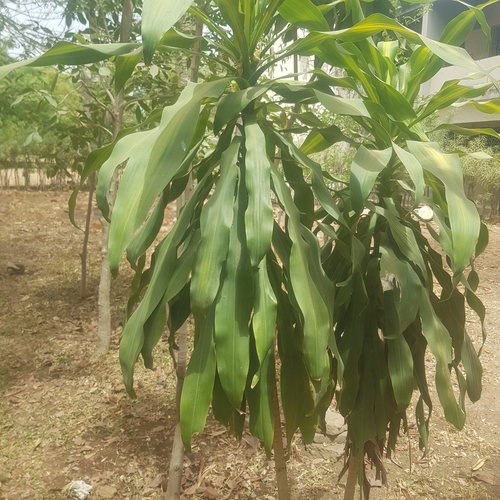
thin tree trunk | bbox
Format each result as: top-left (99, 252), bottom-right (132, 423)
top-left (344, 446), bottom-right (359, 500)
top-left (273, 376), bottom-right (290, 500)
top-left (165, 14), bottom-right (203, 499)
top-left (165, 316), bottom-right (187, 500)
top-left (24, 156), bottom-right (29, 190)
top-left (81, 172), bottom-right (96, 298)
top-left (96, 0), bottom-right (133, 355)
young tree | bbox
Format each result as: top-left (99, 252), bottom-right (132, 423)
top-left (1, 1), bottom-right (494, 497)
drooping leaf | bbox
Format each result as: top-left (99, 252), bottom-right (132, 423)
top-left (278, 0), bottom-right (329, 31)
top-left (0, 42), bottom-right (139, 80)
top-left (126, 188), bottom-right (168, 268)
top-left (180, 307), bottom-right (217, 449)
top-left (142, 0), bottom-right (195, 64)
top-left (191, 138), bottom-right (240, 318)
top-left (387, 334), bottom-right (414, 412)
top-left (214, 85), bottom-right (269, 135)
top-left (271, 165), bottom-right (331, 384)
top-left (408, 141), bottom-right (480, 276)
top-left (247, 345), bottom-right (275, 456)
top-left (461, 331), bottom-right (482, 402)
top-left (419, 289), bottom-right (465, 429)
top-left (279, 320), bottom-right (317, 446)
top-left (243, 116), bottom-right (274, 267)
top-left (251, 256), bottom-right (277, 384)
top-left (350, 146), bottom-right (392, 213)
top-left (214, 172), bottom-right (253, 409)
top-left (392, 143), bottom-right (425, 206)
top-left (115, 47), bottom-right (143, 94)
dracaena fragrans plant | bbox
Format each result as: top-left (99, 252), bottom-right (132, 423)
top-left (3, 0), bottom-right (496, 493)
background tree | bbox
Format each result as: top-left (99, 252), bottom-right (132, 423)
top-left (0, 62), bottom-right (80, 187)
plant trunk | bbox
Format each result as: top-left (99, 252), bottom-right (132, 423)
top-left (95, 0), bottom-right (132, 355)
top-left (24, 156), bottom-right (29, 190)
top-left (165, 319), bottom-right (187, 500)
top-left (165, 15), bottom-right (202, 498)
top-left (344, 446), bottom-right (359, 500)
top-left (81, 172), bottom-right (96, 298)
top-left (273, 376), bottom-right (290, 500)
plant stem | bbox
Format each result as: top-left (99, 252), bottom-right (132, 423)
top-left (96, 0), bottom-right (132, 356)
top-left (273, 375), bottom-right (290, 500)
top-left (344, 446), bottom-right (359, 500)
top-left (80, 172), bottom-right (96, 299)
top-left (165, 315), bottom-right (187, 500)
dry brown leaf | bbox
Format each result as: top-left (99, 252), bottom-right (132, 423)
top-left (146, 475), bottom-right (162, 489)
top-left (150, 425), bottom-right (166, 433)
top-left (104, 436), bottom-right (120, 445)
top-left (243, 435), bottom-right (260, 450)
top-left (211, 429), bottom-right (226, 437)
top-left (401, 487), bottom-right (413, 500)
top-left (202, 486), bottom-right (218, 499)
top-left (97, 485), bottom-right (117, 498)
top-left (73, 436), bottom-right (85, 446)
top-left (389, 458), bottom-right (403, 469)
top-left (472, 473), bottom-right (495, 485)
top-left (471, 457), bottom-right (488, 471)
top-left (184, 484), bottom-right (199, 495)
top-left (226, 478), bottom-right (240, 490)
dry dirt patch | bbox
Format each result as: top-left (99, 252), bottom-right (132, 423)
top-left (0, 189), bottom-right (499, 500)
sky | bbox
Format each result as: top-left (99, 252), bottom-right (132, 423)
top-left (2, 1), bottom-right (75, 57)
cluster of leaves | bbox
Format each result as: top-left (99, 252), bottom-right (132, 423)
top-left (1, 0), bottom-right (497, 491)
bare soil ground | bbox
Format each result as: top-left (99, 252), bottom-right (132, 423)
top-left (0, 189), bottom-right (499, 500)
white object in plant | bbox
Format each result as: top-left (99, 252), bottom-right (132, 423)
top-left (417, 205), bottom-right (433, 222)
top-left (68, 480), bottom-right (93, 500)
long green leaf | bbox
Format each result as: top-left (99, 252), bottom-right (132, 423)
top-left (247, 346), bottom-right (275, 456)
top-left (243, 116), bottom-right (274, 267)
top-left (393, 142), bottom-right (424, 206)
top-left (0, 42), bottom-right (139, 79)
top-left (416, 81), bottom-right (492, 124)
top-left (271, 166), bottom-right (331, 383)
top-left (214, 173), bottom-right (253, 409)
top-left (251, 256), bottom-right (277, 384)
top-left (191, 138), bottom-right (240, 318)
top-left (408, 141), bottom-right (480, 276)
top-left (419, 289), bottom-right (465, 429)
top-left (387, 333), bottom-right (414, 411)
top-left (126, 188), bottom-right (168, 267)
top-left (180, 307), bottom-right (217, 449)
top-left (350, 146), bottom-right (392, 213)
top-left (314, 90), bottom-right (371, 118)
top-left (279, 321), bottom-right (317, 446)
top-left (370, 201), bottom-right (427, 276)
top-left (461, 331), bottom-right (482, 402)
top-left (115, 47), bottom-right (143, 94)
top-left (214, 85), bottom-right (269, 135)
top-left (142, 0), bottom-right (195, 64)
top-left (278, 0), bottom-right (329, 31)
top-left (348, 339), bottom-right (376, 448)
